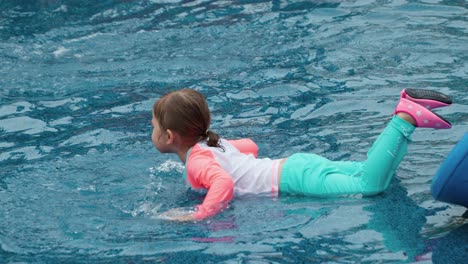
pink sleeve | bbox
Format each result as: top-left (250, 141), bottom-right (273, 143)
top-left (227, 138), bottom-right (259, 158)
top-left (186, 147), bottom-right (234, 220)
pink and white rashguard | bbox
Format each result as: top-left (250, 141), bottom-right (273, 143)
top-left (184, 138), bottom-right (282, 219)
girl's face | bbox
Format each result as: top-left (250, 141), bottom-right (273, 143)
top-left (151, 115), bottom-right (171, 153)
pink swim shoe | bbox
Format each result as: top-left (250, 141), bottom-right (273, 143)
top-left (395, 98), bottom-right (452, 129)
top-left (401, 88), bottom-right (452, 109)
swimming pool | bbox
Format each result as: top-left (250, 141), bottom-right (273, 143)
top-left (1, 0), bottom-right (467, 263)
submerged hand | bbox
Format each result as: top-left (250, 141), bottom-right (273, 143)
top-left (156, 207), bottom-right (196, 222)
top-left (169, 213), bottom-right (195, 222)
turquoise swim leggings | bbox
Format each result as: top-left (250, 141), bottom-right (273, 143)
top-left (280, 116), bottom-right (415, 196)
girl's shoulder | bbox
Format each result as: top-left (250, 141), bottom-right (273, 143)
top-left (187, 137), bottom-right (259, 163)
top-left (226, 138), bottom-right (258, 158)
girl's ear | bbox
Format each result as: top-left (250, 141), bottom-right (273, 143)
top-left (165, 129), bottom-right (175, 144)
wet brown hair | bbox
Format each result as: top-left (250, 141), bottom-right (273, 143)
top-left (153, 88), bottom-right (223, 149)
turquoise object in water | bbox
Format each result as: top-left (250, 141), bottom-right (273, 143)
top-left (431, 133), bottom-right (468, 208)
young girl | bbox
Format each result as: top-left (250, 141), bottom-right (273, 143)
top-left (151, 88), bottom-right (452, 221)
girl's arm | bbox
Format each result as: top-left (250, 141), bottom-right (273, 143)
top-left (159, 148), bottom-right (234, 222)
top-left (187, 154), bottom-right (234, 220)
top-left (158, 158), bottom-right (234, 221)
top-left (185, 139), bottom-right (258, 220)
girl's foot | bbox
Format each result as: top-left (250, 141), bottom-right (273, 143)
top-left (397, 112), bottom-right (416, 126)
top-left (395, 98), bottom-right (451, 129)
top-left (401, 88), bottom-right (452, 109)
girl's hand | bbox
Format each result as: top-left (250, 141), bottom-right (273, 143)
top-left (156, 207), bottom-right (196, 222)
top-left (169, 213), bottom-right (195, 222)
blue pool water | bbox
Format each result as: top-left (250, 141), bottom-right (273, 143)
top-left (1, 0), bottom-right (467, 263)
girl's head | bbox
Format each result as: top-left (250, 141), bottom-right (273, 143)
top-left (151, 88), bottom-right (221, 153)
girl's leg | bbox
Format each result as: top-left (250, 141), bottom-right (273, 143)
top-left (313, 115), bottom-right (414, 196)
top-left (359, 115), bottom-right (414, 195)
top-left (280, 89), bottom-right (452, 197)
top-left (280, 153), bottom-right (365, 196)
top-left (317, 89), bottom-right (452, 196)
